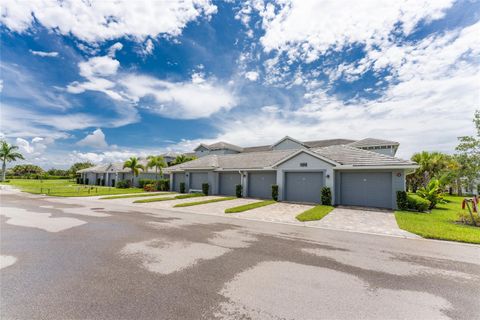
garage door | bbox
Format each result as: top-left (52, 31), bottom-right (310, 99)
top-left (340, 172), bottom-right (392, 208)
top-left (173, 173), bottom-right (185, 192)
top-left (190, 172), bottom-right (208, 190)
top-left (248, 172), bottom-right (276, 199)
top-left (219, 172), bottom-right (241, 196)
top-left (285, 172), bottom-right (324, 203)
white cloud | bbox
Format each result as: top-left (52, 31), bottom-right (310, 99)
top-left (258, 0), bottom-right (454, 58)
top-left (29, 50), bottom-right (59, 57)
top-left (107, 42), bottom-right (123, 57)
top-left (77, 129), bottom-right (108, 149)
top-left (244, 71), bottom-right (259, 81)
top-left (0, 0), bottom-right (217, 43)
top-left (15, 136), bottom-right (52, 157)
top-left (120, 74), bottom-right (237, 119)
top-left (142, 39), bottom-right (155, 56)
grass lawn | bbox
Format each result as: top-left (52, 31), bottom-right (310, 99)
top-left (100, 192), bottom-right (176, 200)
top-left (225, 200), bottom-right (276, 213)
top-left (395, 195), bottom-right (480, 244)
top-left (174, 197), bottom-right (236, 207)
top-left (1, 179), bottom-right (144, 197)
top-left (296, 205), bottom-right (334, 222)
top-left (134, 193), bottom-right (204, 203)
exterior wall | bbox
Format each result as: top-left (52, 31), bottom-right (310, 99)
top-left (359, 146), bottom-right (396, 157)
top-left (195, 146), bottom-right (210, 158)
top-left (275, 152), bottom-right (335, 202)
top-left (208, 149), bottom-right (239, 155)
top-left (86, 172), bottom-right (96, 185)
top-left (184, 171), bottom-right (215, 194)
top-left (272, 139), bottom-right (304, 150)
top-left (335, 169), bottom-right (406, 209)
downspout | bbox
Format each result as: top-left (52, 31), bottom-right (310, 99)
top-left (238, 170), bottom-right (244, 197)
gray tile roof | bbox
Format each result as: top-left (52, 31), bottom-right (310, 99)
top-left (303, 139), bottom-right (356, 148)
top-left (312, 145), bottom-right (414, 167)
top-left (348, 138), bottom-right (399, 148)
top-left (77, 159), bottom-right (158, 174)
top-left (165, 149), bottom-right (296, 171)
top-left (207, 141), bottom-right (243, 152)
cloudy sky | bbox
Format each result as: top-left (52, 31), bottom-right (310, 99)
top-left (1, 0), bottom-right (479, 168)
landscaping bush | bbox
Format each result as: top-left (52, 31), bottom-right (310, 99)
top-left (417, 179), bottom-right (445, 210)
top-left (235, 184), bottom-right (243, 198)
top-left (458, 209), bottom-right (480, 227)
top-left (179, 182), bottom-right (185, 193)
top-left (116, 180), bottom-right (130, 188)
top-left (271, 184), bottom-right (278, 201)
top-left (396, 191), bottom-right (408, 210)
top-left (407, 195), bottom-right (429, 212)
top-left (155, 179), bottom-right (170, 191)
top-left (85, 178), bottom-right (89, 185)
top-left (143, 183), bottom-right (156, 192)
top-left (138, 179), bottom-right (156, 188)
top-left (321, 187), bottom-right (332, 205)
top-left (202, 183), bottom-right (209, 195)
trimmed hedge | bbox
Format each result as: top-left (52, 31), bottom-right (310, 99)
top-left (116, 180), bottom-right (130, 188)
top-left (271, 184), bottom-right (278, 201)
top-left (202, 183), bottom-right (209, 195)
top-left (406, 195), bottom-right (429, 212)
top-left (138, 179), bottom-right (156, 188)
top-left (236, 184), bottom-right (243, 198)
top-left (156, 179), bottom-right (170, 191)
top-left (396, 191), bottom-right (408, 210)
top-left (179, 182), bottom-right (185, 193)
top-left (321, 187), bottom-right (332, 205)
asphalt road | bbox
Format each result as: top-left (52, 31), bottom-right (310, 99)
top-left (1, 189), bottom-right (479, 320)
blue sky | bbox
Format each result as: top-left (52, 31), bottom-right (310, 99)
top-left (0, 0), bottom-right (479, 168)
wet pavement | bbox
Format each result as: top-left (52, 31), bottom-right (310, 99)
top-left (1, 189), bottom-right (479, 319)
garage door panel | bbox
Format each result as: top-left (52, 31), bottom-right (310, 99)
top-left (190, 172), bottom-right (208, 190)
top-left (248, 172), bottom-right (276, 199)
top-left (219, 172), bottom-right (241, 196)
top-left (173, 173), bottom-right (185, 192)
top-left (340, 172), bottom-right (392, 208)
top-left (285, 172), bottom-right (324, 203)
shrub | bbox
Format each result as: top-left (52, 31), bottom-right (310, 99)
top-left (235, 184), bottom-right (243, 198)
top-left (458, 210), bottom-right (480, 226)
top-left (138, 179), bottom-right (156, 188)
top-left (85, 178), bottom-right (89, 185)
top-left (396, 191), bottom-right (408, 210)
top-left (407, 195), bottom-right (429, 212)
top-left (321, 187), bottom-right (332, 205)
top-left (155, 179), bottom-right (170, 191)
top-left (179, 182), bottom-right (185, 193)
top-left (202, 183), bottom-right (209, 195)
top-left (272, 184), bottom-right (278, 201)
top-left (417, 179), bottom-right (445, 210)
top-left (116, 180), bottom-right (130, 188)
top-left (143, 183), bottom-right (156, 192)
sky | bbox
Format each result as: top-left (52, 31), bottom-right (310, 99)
top-left (0, 0), bottom-right (479, 169)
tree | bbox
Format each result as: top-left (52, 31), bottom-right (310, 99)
top-left (147, 155), bottom-right (166, 181)
top-left (408, 151), bottom-right (450, 191)
top-left (173, 154), bottom-right (196, 165)
top-left (0, 140), bottom-right (25, 181)
top-left (454, 110), bottom-right (480, 195)
top-left (69, 162), bottom-right (94, 175)
top-left (10, 164), bottom-right (44, 176)
top-left (123, 157), bottom-right (144, 187)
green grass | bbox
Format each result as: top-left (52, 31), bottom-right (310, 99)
top-left (225, 200), bottom-right (276, 213)
top-left (395, 195), bottom-right (480, 244)
top-left (100, 192), bottom-right (176, 200)
top-left (134, 193), bottom-right (205, 203)
top-left (296, 205), bottom-right (334, 221)
top-left (1, 179), bottom-right (144, 197)
top-left (174, 197), bottom-right (235, 207)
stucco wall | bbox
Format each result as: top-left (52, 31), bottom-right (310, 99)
top-left (272, 139), bottom-right (304, 150)
top-left (275, 152), bottom-right (335, 201)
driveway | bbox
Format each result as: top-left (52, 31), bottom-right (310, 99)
top-left (1, 189), bottom-right (480, 319)
top-left (315, 207), bottom-right (420, 238)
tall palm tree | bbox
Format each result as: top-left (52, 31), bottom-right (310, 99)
top-left (123, 157), bottom-right (144, 187)
top-left (0, 140), bottom-right (25, 181)
top-left (147, 155), bottom-right (166, 181)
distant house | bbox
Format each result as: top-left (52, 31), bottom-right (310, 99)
top-left (164, 136), bottom-right (417, 209)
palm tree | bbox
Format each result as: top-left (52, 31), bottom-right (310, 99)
top-left (147, 155), bottom-right (166, 181)
top-left (0, 140), bottom-right (25, 181)
top-left (123, 157), bottom-right (144, 187)
top-left (173, 154), bottom-right (196, 165)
